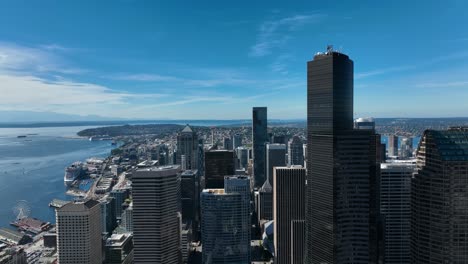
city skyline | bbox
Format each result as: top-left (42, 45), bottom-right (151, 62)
top-left (0, 1), bottom-right (467, 120)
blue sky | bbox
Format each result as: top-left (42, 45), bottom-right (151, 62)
top-left (0, 0), bottom-right (467, 120)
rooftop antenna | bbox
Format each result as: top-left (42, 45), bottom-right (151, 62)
top-left (327, 44), bottom-right (334, 53)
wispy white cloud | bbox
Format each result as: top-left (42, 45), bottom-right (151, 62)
top-left (0, 42), bottom-right (306, 119)
top-left (250, 14), bottom-right (325, 57)
top-left (107, 73), bottom-right (180, 82)
top-left (0, 42), bottom-right (87, 75)
top-left (355, 65), bottom-right (414, 79)
top-left (414, 81), bottom-right (468, 88)
top-left (356, 51), bottom-right (468, 79)
top-left (270, 54), bottom-right (294, 74)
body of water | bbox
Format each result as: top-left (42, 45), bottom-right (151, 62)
top-left (0, 126), bottom-right (115, 228)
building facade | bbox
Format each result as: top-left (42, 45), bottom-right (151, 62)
top-left (305, 48), bottom-right (381, 264)
top-left (288, 136), bottom-right (304, 166)
top-left (105, 233), bottom-right (134, 264)
top-left (266, 143), bottom-right (286, 186)
top-left (388, 135), bottom-right (398, 157)
top-left (177, 125), bottom-right (199, 170)
top-left (252, 107), bottom-right (268, 188)
top-left (381, 161), bottom-right (415, 264)
top-left (354, 117), bottom-right (376, 130)
top-left (257, 179), bottom-right (273, 221)
top-left (411, 128), bottom-right (468, 263)
top-left (204, 150), bottom-right (236, 188)
top-left (132, 166), bottom-right (181, 264)
top-left (180, 170), bottom-right (199, 230)
top-left (224, 176), bottom-right (251, 262)
top-left (201, 189), bottom-right (250, 263)
top-left (236, 147), bottom-right (249, 170)
top-left (56, 200), bottom-right (102, 264)
top-left (232, 134), bottom-right (243, 149)
top-left (273, 166), bottom-right (306, 264)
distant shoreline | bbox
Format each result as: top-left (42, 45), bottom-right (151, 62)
top-left (0, 117), bottom-right (467, 129)
top-left (0, 119), bottom-right (305, 128)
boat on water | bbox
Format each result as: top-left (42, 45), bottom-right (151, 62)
top-left (17, 135), bottom-right (27, 138)
top-left (64, 162), bottom-right (83, 186)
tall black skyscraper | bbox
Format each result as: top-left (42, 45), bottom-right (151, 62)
top-left (306, 47), bottom-right (381, 264)
top-left (252, 107), bottom-right (268, 188)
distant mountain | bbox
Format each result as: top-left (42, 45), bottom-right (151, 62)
top-left (0, 111), bottom-right (122, 123)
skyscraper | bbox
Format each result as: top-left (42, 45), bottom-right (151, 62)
top-left (399, 137), bottom-right (413, 159)
top-left (56, 199), bottom-right (102, 264)
top-left (197, 138), bottom-right (205, 178)
top-left (288, 136), bottom-right (304, 166)
top-left (306, 48), bottom-right (381, 263)
top-left (177, 125), bottom-right (199, 170)
top-left (273, 166), bottom-right (306, 264)
top-left (266, 143), bottom-right (286, 186)
top-left (381, 161), bottom-right (415, 264)
top-left (121, 203), bottom-right (133, 232)
top-left (257, 179), bottom-right (273, 222)
top-left (180, 170), bottom-right (199, 230)
top-left (132, 166), bottom-right (181, 264)
top-left (204, 150), bottom-right (236, 188)
top-left (354, 117), bottom-right (376, 130)
top-left (411, 128), bottom-right (468, 263)
top-left (99, 196), bottom-right (117, 234)
top-left (110, 188), bottom-right (129, 219)
top-left (224, 176), bottom-right (251, 262)
top-left (388, 135), bottom-right (398, 157)
top-left (236, 146), bottom-right (249, 169)
top-left (232, 134), bottom-right (243, 149)
top-left (252, 107), bottom-right (268, 188)
top-left (223, 137), bottom-right (232, 150)
top-left (201, 187), bottom-right (250, 263)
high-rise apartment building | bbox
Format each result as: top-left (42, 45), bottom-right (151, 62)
top-left (56, 200), bottom-right (102, 264)
top-left (411, 128), bottom-right (468, 263)
top-left (273, 166), bottom-right (306, 264)
top-left (204, 150), bottom-right (236, 188)
top-left (388, 135), bottom-right (398, 157)
top-left (381, 161), bottom-right (415, 264)
top-left (288, 136), bottom-right (304, 166)
top-left (132, 166), bottom-right (181, 264)
top-left (305, 48), bottom-right (381, 263)
top-left (266, 143), bottom-right (286, 185)
top-left (252, 107), bottom-right (268, 188)
top-left (201, 188), bottom-right (250, 263)
top-left (177, 125), bottom-right (199, 170)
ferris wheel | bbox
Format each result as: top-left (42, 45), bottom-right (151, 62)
top-left (12, 200), bottom-right (31, 220)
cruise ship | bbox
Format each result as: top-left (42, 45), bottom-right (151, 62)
top-left (64, 162), bottom-right (83, 186)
